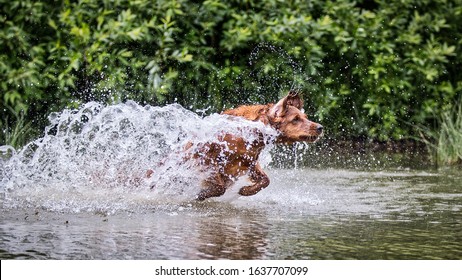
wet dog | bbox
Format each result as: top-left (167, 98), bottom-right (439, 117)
top-left (189, 91), bottom-right (323, 200)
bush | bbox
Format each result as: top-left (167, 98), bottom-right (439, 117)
top-left (419, 98), bottom-right (462, 165)
top-left (1, 0), bottom-right (461, 146)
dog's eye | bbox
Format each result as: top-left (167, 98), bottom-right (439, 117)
top-left (292, 116), bottom-right (300, 123)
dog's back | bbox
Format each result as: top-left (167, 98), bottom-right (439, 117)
top-left (222, 104), bottom-right (272, 124)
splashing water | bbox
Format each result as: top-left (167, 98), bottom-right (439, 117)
top-left (249, 42), bottom-right (305, 95)
top-left (0, 101), bottom-right (278, 213)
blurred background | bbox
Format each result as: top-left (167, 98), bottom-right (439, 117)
top-left (1, 0), bottom-right (461, 165)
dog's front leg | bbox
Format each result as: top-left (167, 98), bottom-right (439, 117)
top-left (196, 172), bottom-right (232, 201)
top-left (239, 163), bottom-right (270, 196)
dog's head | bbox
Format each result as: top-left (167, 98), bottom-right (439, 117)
top-left (268, 91), bottom-right (323, 144)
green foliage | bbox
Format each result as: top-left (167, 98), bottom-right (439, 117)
top-left (0, 104), bottom-right (35, 148)
top-left (437, 102), bottom-right (462, 165)
top-left (419, 98), bottom-right (462, 165)
top-left (1, 0), bottom-right (461, 145)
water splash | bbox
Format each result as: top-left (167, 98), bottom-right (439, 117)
top-left (248, 42), bottom-right (305, 97)
top-left (0, 101), bottom-right (278, 213)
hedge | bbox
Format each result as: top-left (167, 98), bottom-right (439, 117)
top-left (1, 0), bottom-right (461, 146)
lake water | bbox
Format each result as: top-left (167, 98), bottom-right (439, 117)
top-left (0, 102), bottom-right (461, 259)
top-left (1, 167), bottom-right (461, 260)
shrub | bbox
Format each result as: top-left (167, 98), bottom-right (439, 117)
top-left (1, 0), bottom-right (461, 145)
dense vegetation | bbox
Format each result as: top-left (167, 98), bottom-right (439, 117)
top-left (1, 0), bottom-right (461, 162)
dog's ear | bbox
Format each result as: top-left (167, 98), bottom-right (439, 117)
top-left (269, 91), bottom-right (303, 118)
top-left (286, 90), bottom-right (303, 110)
top-left (269, 95), bottom-right (289, 118)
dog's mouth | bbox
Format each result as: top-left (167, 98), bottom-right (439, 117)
top-left (300, 135), bottom-right (321, 143)
top-left (300, 130), bottom-right (323, 142)
top-left (278, 130), bottom-right (323, 144)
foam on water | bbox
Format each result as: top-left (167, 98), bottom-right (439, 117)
top-left (0, 101), bottom-right (279, 213)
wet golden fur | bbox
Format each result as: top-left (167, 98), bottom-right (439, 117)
top-left (191, 91), bottom-right (323, 200)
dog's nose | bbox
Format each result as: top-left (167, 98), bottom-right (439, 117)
top-left (316, 125), bottom-right (323, 134)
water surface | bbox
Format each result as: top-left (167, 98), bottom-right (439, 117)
top-left (1, 168), bottom-right (460, 259)
top-left (1, 102), bottom-right (460, 259)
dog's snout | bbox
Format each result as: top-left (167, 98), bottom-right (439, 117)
top-left (316, 124), bottom-right (323, 134)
